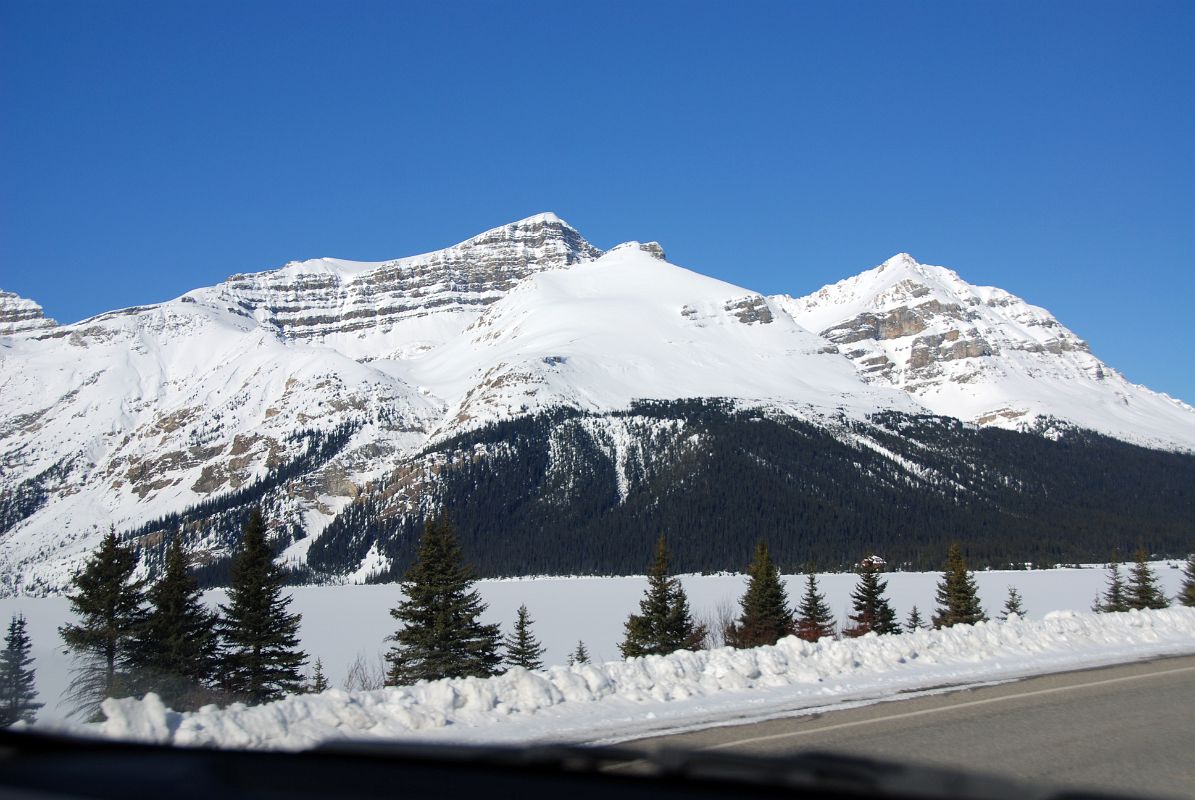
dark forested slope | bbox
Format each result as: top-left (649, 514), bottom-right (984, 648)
top-left (305, 401), bottom-right (1195, 580)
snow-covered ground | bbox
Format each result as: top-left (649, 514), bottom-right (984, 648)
top-left (90, 607), bottom-right (1195, 749)
top-left (2, 563), bottom-right (1190, 733)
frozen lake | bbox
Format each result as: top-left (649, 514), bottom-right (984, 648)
top-left (3, 561), bottom-right (1188, 723)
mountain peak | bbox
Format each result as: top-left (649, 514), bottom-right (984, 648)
top-left (211, 214), bottom-right (605, 343)
top-left (880, 252), bottom-right (921, 270)
top-left (463, 211), bottom-right (578, 241)
top-left (507, 211), bottom-right (566, 226)
top-left (777, 254), bottom-right (1195, 452)
top-left (607, 241), bottom-right (667, 260)
top-left (457, 212), bottom-right (599, 260)
top-left (0, 289), bottom-right (57, 335)
top-left (872, 253), bottom-right (961, 287)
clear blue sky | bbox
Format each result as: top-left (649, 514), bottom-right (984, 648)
top-left (2, 1), bottom-right (1192, 401)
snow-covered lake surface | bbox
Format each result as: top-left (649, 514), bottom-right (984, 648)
top-left (2, 563), bottom-right (1190, 730)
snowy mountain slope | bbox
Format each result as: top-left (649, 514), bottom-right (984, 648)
top-left (305, 394), bottom-right (1195, 582)
top-left (0, 215), bottom-right (608, 591)
top-left (0, 216), bottom-right (920, 593)
top-left (2, 220), bottom-right (1194, 593)
top-left (0, 295), bottom-right (441, 592)
top-left (411, 242), bottom-right (922, 440)
top-left (775, 253), bottom-right (1195, 452)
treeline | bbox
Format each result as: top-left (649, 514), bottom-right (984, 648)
top-left (346, 519), bottom-right (1195, 687)
top-left (306, 403), bottom-right (1195, 580)
top-left (35, 510), bottom-right (1195, 724)
top-left (55, 511), bottom-right (306, 720)
top-left (0, 458), bottom-right (71, 535)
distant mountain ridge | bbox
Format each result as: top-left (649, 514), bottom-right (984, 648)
top-left (774, 253), bottom-right (1195, 452)
top-left (2, 215), bottom-right (1193, 593)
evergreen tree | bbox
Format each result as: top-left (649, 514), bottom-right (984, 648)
top-left (385, 517), bottom-right (502, 685)
top-left (503, 605), bottom-right (545, 671)
top-left (794, 571), bottom-right (836, 642)
top-left (308, 658), bottom-right (329, 693)
top-left (1097, 556), bottom-right (1129, 612)
top-left (1126, 546), bottom-right (1169, 610)
top-left (1179, 552), bottom-right (1195, 608)
top-left (59, 529), bottom-right (146, 719)
top-left (132, 535), bottom-right (219, 710)
top-left (843, 557), bottom-right (899, 637)
top-left (725, 540), bottom-right (794, 648)
top-left (998, 586), bottom-right (1027, 621)
top-left (932, 544), bottom-right (987, 628)
top-left (0, 615), bottom-right (41, 726)
top-left (905, 606), bottom-right (927, 632)
top-left (620, 536), bottom-right (706, 658)
top-left (219, 509), bottom-right (307, 704)
top-left (568, 640), bottom-right (590, 666)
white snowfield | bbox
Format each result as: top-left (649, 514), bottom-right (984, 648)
top-left (411, 243), bottom-right (922, 439)
top-left (90, 607), bottom-right (1195, 751)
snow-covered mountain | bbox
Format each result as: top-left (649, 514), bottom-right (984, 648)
top-left (776, 253), bottom-right (1195, 452)
top-left (0, 291), bottom-right (56, 335)
top-left (408, 241), bottom-right (922, 439)
top-left (0, 215), bottom-right (917, 591)
top-left (2, 218), bottom-right (1193, 592)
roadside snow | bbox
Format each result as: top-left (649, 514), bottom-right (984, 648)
top-left (87, 607), bottom-right (1195, 750)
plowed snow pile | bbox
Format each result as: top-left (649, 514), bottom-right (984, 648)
top-left (90, 607), bottom-right (1195, 749)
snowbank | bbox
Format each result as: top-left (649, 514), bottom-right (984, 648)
top-left (90, 607), bottom-right (1195, 750)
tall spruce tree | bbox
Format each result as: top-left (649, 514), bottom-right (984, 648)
top-left (385, 517), bottom-right (502, 685)
top-left (1126, 546), bottom-right (1169, 610)
top-left (725, 540), bottom-right (794, 648)
top-left (998, 586), bottom-right (1027, 621)
top-left (1179, 552), bottom-right (1195, 608)
top-left (843, 557), bottom-right (899, 637)
top-left (1098, 555), bottom-right (1130, 612)
top-left (620, 536), bottom-right (706, 658)
top-left (0, 615), bottom-right (42, 727)
top-left (932, 544), bottom-right (987, 628)
top-left (133, 535), bottom-right (220, 710)
top-left (219, 509), bottom-right (307, 704)
top-left (905, 606), bottom-right (927, 632)
top-left (795, 571), bottom-right (837, 642)
top-left (59, 529), bottom-right (146, 719)
top-left (503, 605), bottom-right (546, 671)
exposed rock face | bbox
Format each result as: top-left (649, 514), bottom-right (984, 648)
top-left (212, 213), bottom-right (603, 342)
top-left (0, 291), bottom-right (56, 335)
top-left (723, 295), bottom-right (774, 325)
top-left (607, 241), bottom-right (667, 261)
top-left (638, 241), bottom-right (666, 260)
top-left (776, 253), bottom-right (1194, 449)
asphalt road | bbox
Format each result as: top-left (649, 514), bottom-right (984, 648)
top-left (614, 655), bottom-right (1195, 799)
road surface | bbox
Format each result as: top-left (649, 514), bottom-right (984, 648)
top-left (614, 655), bottom-right (1195, 799)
